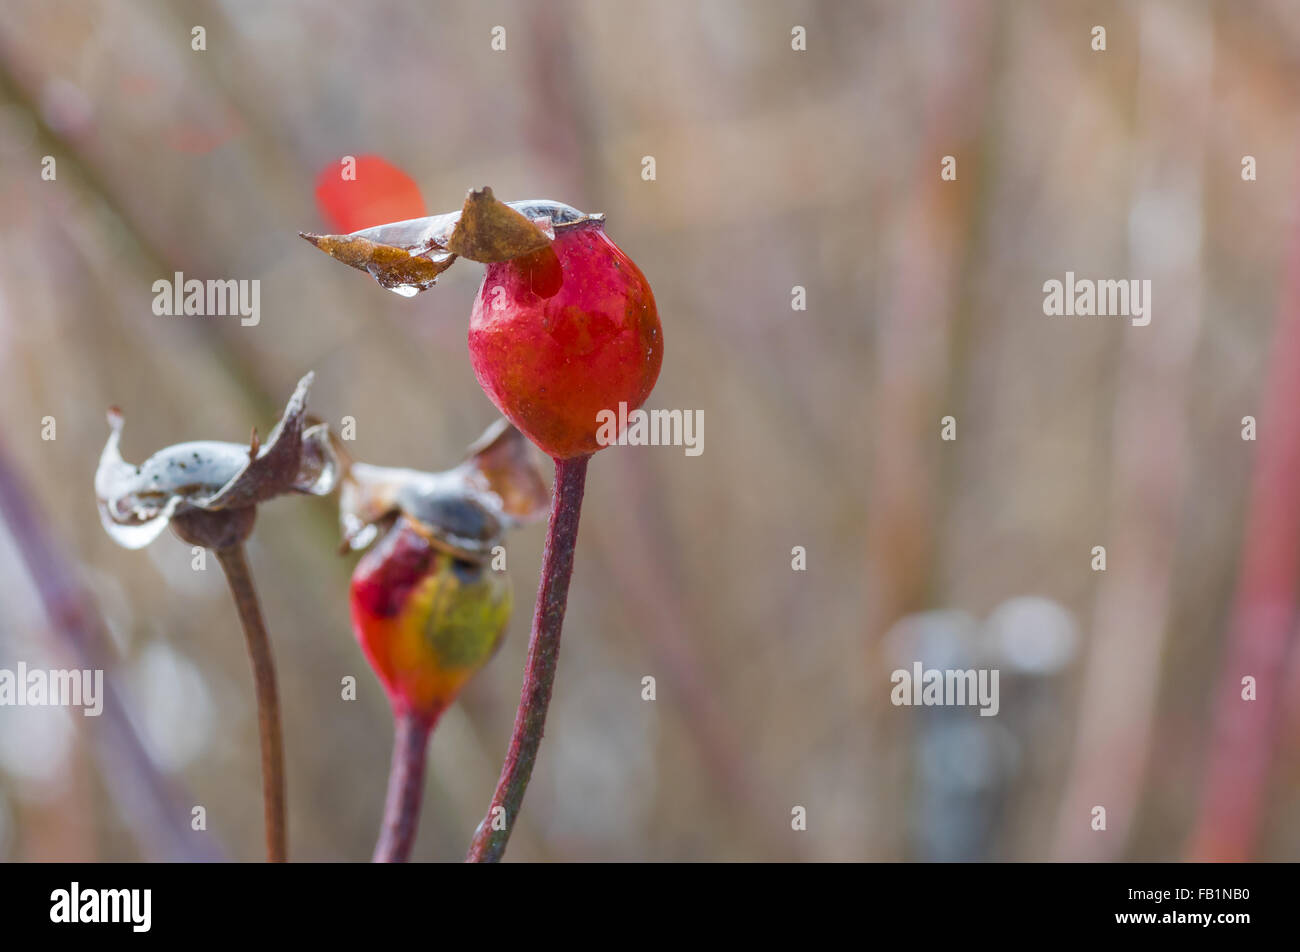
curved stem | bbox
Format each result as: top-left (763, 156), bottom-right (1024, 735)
top-left (373, 711), bottom-right (435, 862)
top-left (466, 454), bottom-right (590, 862)
top-left (214, 544), bottom-right (287, 863)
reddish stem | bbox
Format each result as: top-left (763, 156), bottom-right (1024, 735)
top-left (373, 710), bottom-right (436, 863)
top-left (466, 454), bottom-right (590, 862)
top-left (1189, 167), bottom-right (1300, 861)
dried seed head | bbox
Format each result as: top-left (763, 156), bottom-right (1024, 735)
top-left (337, 418), bottom-right (548, 559)
top-left (95, 372), bottom-right (340, 549)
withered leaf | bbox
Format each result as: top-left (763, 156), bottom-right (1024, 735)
top-left (298, 233), bottom-right (456, 294)
top-left (460, 418), bottom-right (550, 522)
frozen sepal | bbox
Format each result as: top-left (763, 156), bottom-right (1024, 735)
top-left (300, 187), bottom-right (602, 295)
top-left (297, 233), bottom-right (456, 295)
top-left (338, 419), bottom-right (549, 559)
top-left (96, 373), bottom-right (341, 550)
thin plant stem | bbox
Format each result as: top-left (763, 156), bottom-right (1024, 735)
top-left (373, 711), bottom-right (436, 862)
top-left (214, 544), bottom-right (287, 863)
top-left (466, 454), bottom-right (590, 863)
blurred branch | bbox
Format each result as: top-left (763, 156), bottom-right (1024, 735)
top-left (864, 0), bottom-right (997, 860)
top-left (0, 438), bottom-right (221, 861)
top-left (863, 2), bottom-right (995, 646)
top-left (0, 32), bottom-right (272, 415)
top-left (604, 452), bottom-right (789, 856)
top-left (1053, 3), bottom-right (1213, 860)
top-left (1188, 158), bottom-right (1300, 862)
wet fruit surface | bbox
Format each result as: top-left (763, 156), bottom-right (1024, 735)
top-left (468, 221), bottom-right (663, 459)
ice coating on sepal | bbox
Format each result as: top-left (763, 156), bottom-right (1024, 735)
top-left (507, 200), bottom-right (597, 230)
top-left (300, 187), bottom-right (602, 295)
top-left (339, 462), bottom-right (462, 554)
top-left (338, 419), bottom-right (549, 560)
top-left (95, 373), bottom-right (341, 549)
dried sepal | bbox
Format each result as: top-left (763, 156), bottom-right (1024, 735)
top-left (338, 462), bottom-right (438, 553)
top-left (458, 418), bottom-right (550, 523)
top-left (338, 419), bottom-right (548, 560)
top-left (297, 233), bottom-right (456, 295)
top-left (96, 373), bottom-right (340, 550)
top-left (445, 187), bottom-right (552, 262)
top-left (300, 187), bottom-right (602, 296)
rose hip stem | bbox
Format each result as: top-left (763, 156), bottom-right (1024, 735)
top-left (373, 711), bottom-right (437, 862)
top-left (466, 454), bottom-right (590, 862)
top-left (214, 544), bottom-right (287, 863)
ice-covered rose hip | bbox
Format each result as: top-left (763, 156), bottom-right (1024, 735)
top-left (468, 213), bottom-right (662, 459)
top-left (302, 190), bottom-right (663, 459)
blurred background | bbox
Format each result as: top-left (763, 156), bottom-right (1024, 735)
top-left (1, 0), bottom-right (1299, 862)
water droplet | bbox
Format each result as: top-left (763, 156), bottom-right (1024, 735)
top-left (345, 522), bottom-right (379, 552)
top-left (297, 424), bottom-right (342, 496)
top-left (97, 497), bottom-right (181, 549)
top-left (390, 285), bottom-right (420, 298)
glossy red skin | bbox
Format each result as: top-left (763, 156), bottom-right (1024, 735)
top-left (468, 221), bottom-right (663, 459)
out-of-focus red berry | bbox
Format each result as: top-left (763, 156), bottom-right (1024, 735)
top-left (314, 155), bottom-right (426, 234)
top-left (349, 515), bottom-right (511, 722)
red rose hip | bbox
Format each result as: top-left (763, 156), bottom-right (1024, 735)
top-left (468, 218), bottom-right (662, 459)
